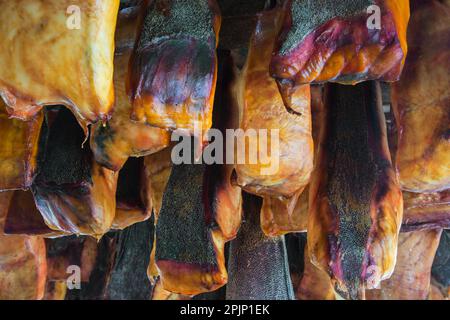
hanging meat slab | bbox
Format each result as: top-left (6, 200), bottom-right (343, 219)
top-left (366, 229), bottom-right (443, 300)
top-left (0, 102), bottom-right (43, 191)
top-left (91, 10), bottom-right (170, 171)
top-left (391, 0), bottom-right (450, 193)
top-left (308, 81), bottom-right (403, 299)
top-left (43, 281), bottom-right (67, 300)
top-left (226, 192), bottom-right (295, 300)
top-left (270, 0), bottom-right (410, 103)
top-left (32, 107), bottom-right (118, 237)
top-left (0, 0), bottom-right (119, 129)
top-left (0, 192), bottom-right (47, 300)
top-left (128, 0), bottom-right (221, 138)
top-left (234, 8), bottom-right (313, 199)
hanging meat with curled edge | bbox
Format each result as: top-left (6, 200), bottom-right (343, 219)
top-left (154, 51), bottom-right (242, 296)
top-left (226, 192), bottom-right (295, 300)
top-left (0, 101), bottom-right (43, 191)
top-left (31, 107), bottom-right (118, 238)
top-left (270, 0), bottom-right (410, 107)
top-left (91, 6), bottom-right (170, 172)
top-left (308, 81), bottom-right (403, 300)
top-left (127, 0), bottom-right (221, 148)
top-left (0, 0), bottom-right (119, 132)
top-left (0, 192), bottom-right (47, 300)
top-left (391, 0), bottom-right (450, 193)
top-left (233, 8), bottom-right (314, 236)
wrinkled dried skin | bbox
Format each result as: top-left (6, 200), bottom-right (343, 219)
top-left (226, 193), bottom-right (295, 300)
top-left (91, 16), bottom-right (170, 171)
top-left (402, 191), bottom-right (450, 232)
top-left (270, 0), bottom-right (409, 99)
top-left (128, 0), bottom-right (221, 137)
top-left (392, 0), bottom-right (450, 193)
top-left (297, 243), bottom-right (336, 300)
top-left (367, 229), bottom-right (442, 300)
top-left (4, 190), bottom-right (61, 237)
top-left (152, 279), bottom-right (192, 300)
top-left (235, 9), bottom-right (313, 199)
top-left (32, 108), bottom-right (118, 238)
top-left (0, 0), bottom-right (119, 129)
top-left (0, 103), bottom-right (43, 191)
top-left (0, 195), bottom-right (47, 300)
top-left (43, 281), bottom-right (67, 300)
top-left (308, 82), bottom-right (403, 300)
top-left (112, 158), bottom-right (152, 230)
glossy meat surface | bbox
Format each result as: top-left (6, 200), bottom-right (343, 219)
top-left (0, 0), bottom-right (119, 128)
top-left (392, 0), bottom-right (450, 192)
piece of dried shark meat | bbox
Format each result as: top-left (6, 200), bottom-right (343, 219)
top-left (91, 9), bottom-right (170, 171)
top-left (0, 101), bottom-right (43, 191)
top-left (128, 0), bottom-right (221, 141)
top-left (154, 51), bottom-right (242, 296)
top-left (308, 81), bottom-right (403, 300)
top-left (270, 0), bottom-right (409, 106)
top-left (226, 192), bottom-right (295, 300)
top-left (234, 9), bottom-right (313, 202)
top-left (391, 0), bottom-right (450, 193)
top-left (0, 0), bottom-right (119, 131)
top-left (32, 107), bottom-right (118, 238)
top-left (0, 192), bottom-right (47, 300)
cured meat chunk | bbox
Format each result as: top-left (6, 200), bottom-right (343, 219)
top-left (226, 192), bottom-right (295, 300)
top-left (32, 108), bottom-right (118, 237)
top-left (0, 192), bottom-right (47, 300)
top-left (43, 281), bottom-right (67, 300)
top-left (91, 12), bottom-right (170, 171)
top-left (112, 157), bottom-right (152, 230)
top-left (234, 9), bottom-right (313, 199)
top-left (0, 0), bottom-right (119, 128)
top-left (270, 0), bottom-right (409, 101)
top-left (128, 0), bottom-right (221, 137)
top-left (308, 82), bottom-right (403, 299)
top-left (367, 229), bottom-right (442, 300)
top-left (0, 102), bottom-right (43, 191)
top-left (391, 0), bottom-right (450, 193)
top-left (402, 191), bottom-right (450, 232)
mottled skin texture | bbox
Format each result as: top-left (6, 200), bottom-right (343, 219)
top-left (0, 192), bottom-right (47, 300)
top-left (0, 102), bottom-right (43, 191)
top-left (235, 9), bottom-right (313, 199)
top-left (367, 229), bottom-right (442, 300)
top-left (270, 0), bottom-right (409, 104)
top-left (32, 108), bottom-right (118, 238)
top-left (128, 0), bottom-right (221, 137)
top-left (392, 0), bottom-right (450, 192)
top-left (91, 11), bottom-right (170, 171)
top-left (308, 82), bottom-right (403, 300)
top-left (0, 0), bottom-right (119, 130)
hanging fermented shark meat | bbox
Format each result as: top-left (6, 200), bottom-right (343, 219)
top-left (227, 192), bottom-right (294, 300)
top-left (112, 158), bottom-right (152, 230)
top-left (297, 243), bottom-right (336, 300)
top-left (43, 281), bottom-right (67, 301)
top-left (308, 82), bottom-right (403, 300)
top-left (0, 0), bottom-right (119, 129)
top-left (128, 0), bottom-right (221, 140)
top-left (45, 236), bottom-right (98, 283)
top-left (402, 191), bottom-right (450, 232)
top-left (0, 102), bottom-right (43, 191)
top-left (155, 52), bottom-right (242, 296)
top-left (3, 190), bottom-right (60, 237)
top-left (32, 107), bottom-right (118, 237)
top-left (91, 11), bottom-right (170, 171)
top-left (431, 230), bottom-right (450, 299)
top-left (261, 85), bottom-right (324, 236)
top-left (270, 0), bottom-right (410, 102)
top-left (366, 229), bottom-right (443, 300)
top-left (391, 0), bottom-right (450, 193)
top-left (235, 9), bottom-right (313, 200)
top-left (0, 192), bottom-right (47, 300)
